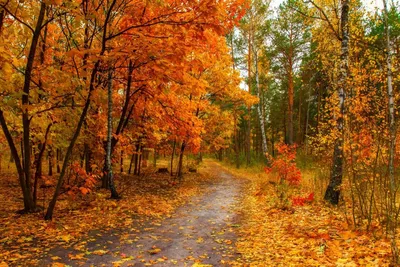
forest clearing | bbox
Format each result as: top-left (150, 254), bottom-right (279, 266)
top-left (0, 0), bottom-right (400, 266)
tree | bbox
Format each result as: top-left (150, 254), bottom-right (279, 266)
top-left (269, 0), bottom-right (310, 145)
top-left (323, 0), bottom-right (350, 205)
top-left (382, 0), bottom-right (398, 262)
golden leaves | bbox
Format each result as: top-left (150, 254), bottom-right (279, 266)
top-left (221, 163), bottom-right (392, 266)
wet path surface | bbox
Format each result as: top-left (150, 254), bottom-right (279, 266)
top-left (40, 162), bottom-right (244, 266)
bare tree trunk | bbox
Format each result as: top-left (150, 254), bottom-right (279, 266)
top-left (324, 0), bottom-right (349, 205)
top-left (383, 0), bottom-right (399, 263)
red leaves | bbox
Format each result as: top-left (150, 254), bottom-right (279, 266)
top-left (265, 143), bottom-right (302, 186)
top-left (291, 192), bottom-right (314, 206)
top-left (265, 143), bottom-right (314, 208)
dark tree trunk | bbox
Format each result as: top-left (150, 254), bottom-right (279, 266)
top-left (134, 145), bottom-right (141, 175)
top-left (177, 141), bottom-right (186, 181)
top-left (34, 123), bottom-right (52, 205)
top-left (56, 148), bottom-right (61, 174)
top-left (137, 148), bottom-right (142, 176)
top-left (170, 140), bottom-right (176, 176)
top-left (48, 148), bottom-right (53, 176)
top-left (104, 69), bottom-right (119, 199)
top-left (84, 143), bottom-right (92, 173)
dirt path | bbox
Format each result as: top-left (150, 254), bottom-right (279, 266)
top-left (40, 161), bottom-right (244, 266)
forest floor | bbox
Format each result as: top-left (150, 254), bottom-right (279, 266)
top-left (0, 159), bottom-right (395, 266)
top-left (0, 160), bottom-right (246, 267)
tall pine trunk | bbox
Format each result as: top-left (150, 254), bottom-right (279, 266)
top-left (287, 62), bottom-right (294, 145)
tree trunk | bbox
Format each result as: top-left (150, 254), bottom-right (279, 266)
top-left (246, 31), bottom-right (252, 167)
top-left (170, 140), bottom-right (176, 176)
top-left (45, 0), bottom-right (119, 218)
top-left (383, 0), bottom-right (399, 263)
top-left (33, 123), bottom-right (52, 205)
top-left (48, 147), bottom-right (53, 176)
top-left (304, 92), bottom-right (311, 154)
top-left (234, 114), bottom-right (240, 168)
top-left (56, 148), bottom-right (61, 174)
top-left (120, 150), bottom-right (124, 173)
top-left (0, 111), bottom-right (34, 212)
top-left (137, 148), bottom-right (142, 176)
top-left (84, 143), bottom-right (92, 173)
top-left (287, 65), bottom-right (294, 145)
top-left (254, 51), bottom-right (268, 156)
top-left (134, 145), bottom-right (141, 175)
top-left (104, 69), bottom-right (119, 199)
top-left (45, 59), bottom-right (102, 220)
top-left (0, 2), bottom-right (46, 213)
top-left (177, 141), bottom-right (186, 181)
top-left (324, 0), bottom-right (349, 205)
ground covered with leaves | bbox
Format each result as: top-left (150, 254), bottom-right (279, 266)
top-left (0, 166), bottom-right (211, 266)
top-left (0, 160), bottom-right (396, 266)
top-left (218, 163), bottom-right (393, 266)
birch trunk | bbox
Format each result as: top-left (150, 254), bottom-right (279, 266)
top-left (383, 0), bottom-right (399, 263)
top-left (324, 0), bottom-right (349, 205)
top-left (254, 52), bottom-right (268, 156)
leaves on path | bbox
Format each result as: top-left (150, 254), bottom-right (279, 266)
top-left (0, 171), bottom-right (209, 266)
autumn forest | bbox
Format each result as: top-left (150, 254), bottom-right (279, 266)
top-left (0, 0), bottom-right (399, 266)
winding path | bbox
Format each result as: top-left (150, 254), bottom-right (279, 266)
top-left (41, 161), bottom-right (244, 266)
